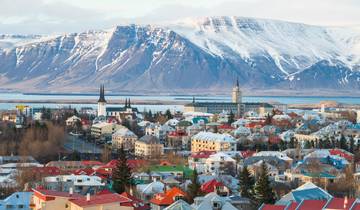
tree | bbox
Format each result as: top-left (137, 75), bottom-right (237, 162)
top-left (187, 169), bottom-right (202, 203)
top-left (165, 109), bottom-right (173, 120)
top-left (349, 136), bottom-right (355, 153)
top-left (340, 134), bottom-right (348, 151)
top-left (264, 114), bottom-right (272, 125)
top-left (239, 166), bottom-right (255, 199)
top-left (253, 162), bottom-right (276, 205)
top-left (228, 111), bottom-right (235, 124)
top-left (112, 147), bottom-right (131, 194)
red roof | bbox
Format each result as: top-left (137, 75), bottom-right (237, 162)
top-left (329, 149), bottom-right (353, 161)
top-left (33, 188), bottom-right (82, 199)
top-left (96, 189), bottom-right (112, 195)
top-left (297, 200), bottom-right (327, 210)
top-left (286, 202), bottom-right (298, 210)
top-left (240, 150), bottom-right (255, 158)
top-left (218, 124), bottom-right (235, 130)
top-left (260, 204), bottom-right (286, 210)
top-left (150, 187), bottom-right (187, 206)
top-left (190, 151), bottom-right (216, 159)
top-left (201, 179), bottom-right (225, 193)
top-left (168, 130), bottom-right (188, 137)
top-left (70, 193), bottom-right (131, 207)
top-left (269, 136), bottom-right (281, 144)
top-left (324, 197), bottom-right (356, 210)
top-left (121, 192), bottom-right (150, 210)
top-left (72, 168), bottom-right (96, 176)
top-left (351, 203), bottom-right (360, 210)
top-left (81, 160), bottom-right (103, 166)
top-left (32, 166), bottom-right (62, 176)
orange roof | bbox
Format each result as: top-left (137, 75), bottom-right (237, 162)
top-left (150, 187), bottom-right (187, 206)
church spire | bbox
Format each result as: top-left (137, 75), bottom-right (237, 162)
top-left (98, 84), bottom-right (106, 103)
top-left (125, 98), bottom-right (128, 108)
top-left (192, 96), bottom-right (195, 104)
top-left (128, 98), bottom-right (131, 107)
top-left (236, 77), bottom-right (239, 87)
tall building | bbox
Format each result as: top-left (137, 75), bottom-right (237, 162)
top-left (97, 85), bottom-right (106, 117)
top-left (232, 78), bottom-right (241, 104)
top-left (184, 80), bottom-right (273, 116)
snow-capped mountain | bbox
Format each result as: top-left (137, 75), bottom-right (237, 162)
top-left (1, 16), bottom-right (360, 94)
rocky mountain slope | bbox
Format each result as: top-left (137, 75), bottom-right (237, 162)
top-left (0, 16), bottom-right (360, 94)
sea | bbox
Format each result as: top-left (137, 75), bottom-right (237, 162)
top-left (1, 93), bottom-right (360, 112)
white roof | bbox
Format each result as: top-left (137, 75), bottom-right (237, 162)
top-left (44, 175), bottom-right (104, 186)
top-left (233, 126), bottom-right (251, 136)
top-left (273, 114), bottom-right (291, 120)
top-left (192, 192), bottom-right (238, 210)
top-left (206, 152), bottom-right (236, 162)
top-left (183, 112), bottom-right (213, 117)
top-left (112, 127), bottom-right (137, 137)
top-left (136, 181), bottom-right (164, 195)
top-left (164, 199), bottom-right (194, 210)
top-left (253, 151), bottom-right (293, 161)
top-left (192, 132), bottom-right (236, 143)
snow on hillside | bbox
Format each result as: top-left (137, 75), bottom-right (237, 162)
top-left (168, 16), bottom-right (360, 75)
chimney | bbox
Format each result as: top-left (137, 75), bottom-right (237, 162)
top-left (69, 187), bottom-right (73, 196)
top-left (344, 196), bottom-right (348, 209)
top-left (86, 193), bottom-right (90, 202)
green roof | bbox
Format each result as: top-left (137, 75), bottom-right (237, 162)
top-left (150, 165), bottom-right (194, 178)
top-left (302, 172), bottom-right (336, 179)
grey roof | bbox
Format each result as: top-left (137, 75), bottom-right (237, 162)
top-left (138, 135), bottom-right (160, 144)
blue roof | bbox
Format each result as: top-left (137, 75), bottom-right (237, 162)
top-left (0, 192), bottom-right (33, 210)
top-left (292, 188), bottom-right (332, 203)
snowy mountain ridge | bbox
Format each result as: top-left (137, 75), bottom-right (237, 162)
top-left (1, 16), bottom-right (360, 94)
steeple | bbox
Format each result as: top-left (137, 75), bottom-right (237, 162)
top-left (192, 96), bottom-right (195, 104)
top-left (125, 98), bottom-right (128, 108)
top-left (98, 84), bottom-right (106, 103)
top-left (128, 98), bottom-right (131, 107)
top-left (236, 77), bottom-right (239, 88)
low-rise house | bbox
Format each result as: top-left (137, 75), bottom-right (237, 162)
top-left (0, 192), bottom-right (33, 210)
top-left (191, 132), bottom-right (236, 153)
top-left (135, 135), bottom-right (164, 158)
top-left (136, 181), bottom-right (165, 202)
top-left (120, 192), bottom-right (150, 210)
top-left (66, 115), bottom-right (81, 126)
top-left (46, 161), bottom-right (102, 171)
top-left (150, 187), bottom-right (187, 210)
top-left (204, 152), bottom-right (236, 176)
top-left (68, 193), bottom-right (133, 210)
top-left (149, 165), bottom-right (193, 180)
top-left (167, 130), bottom-right (190, 150)
top-left (192, 192), bottom-right (238, 210)
top-left (200, 179), bottom-right (230, 196)
top-left (163, 199), bottom-right (194, 210)
top-left (31, 188), bottom-right (83, 210)
top-left (145, 123), bottom-right (175, 143)
top-left (188, 151), bottom-right (216, 174)
top-left (112, 128), bottom-right (138, 151)
top-left (43, 175), bottom-right (105, 195)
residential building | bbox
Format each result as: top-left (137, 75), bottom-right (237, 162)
top-left (68, 193), bottom-right (133, 210)
top-left (112, 128), bottom-right (138, 151)
top-left (135, 135), bottom-right (164, 158)
top-left (192, 192), bottom-right (238, 210)
top-left (66, 115), bottom-right (81, 126)
top-left (31, 188), bottom-right (82, 210)
top-left (0, 192), bottom-right (33, 210)
top-left (191, 132), bottom-right (236, 152)
top-left (91, 122), bottom-right (124, 138)
top-left (204, 152), bottom-right (236, 176)
top-left (150, 187), bottom-right (187, 210)
top-left (43, 175), bottom-right (105, 195)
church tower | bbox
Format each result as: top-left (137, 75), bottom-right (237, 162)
top-left (232, 78), bottom-right (242, 104)
top-left (97, 84), bottom-right (107, 116)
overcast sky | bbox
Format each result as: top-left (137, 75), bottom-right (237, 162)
top-left (1, 0), bottom-right (359, 34)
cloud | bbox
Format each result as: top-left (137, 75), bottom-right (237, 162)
top-left (0, 0), bottom-right (359, 34)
